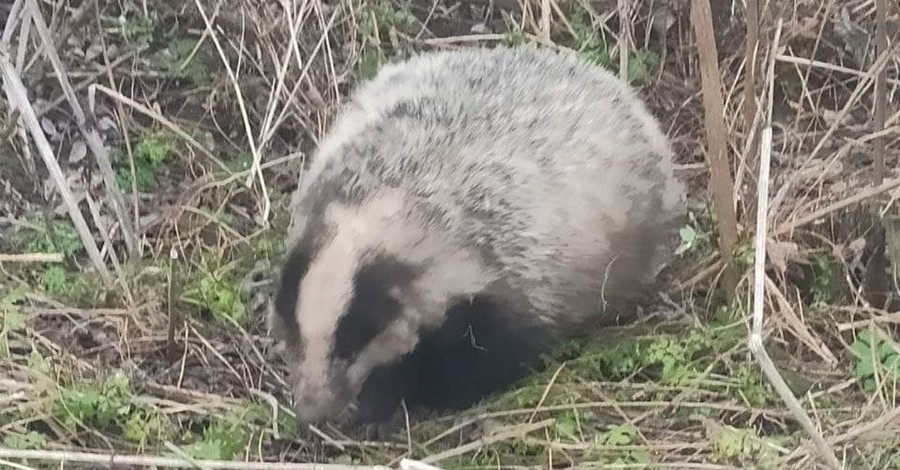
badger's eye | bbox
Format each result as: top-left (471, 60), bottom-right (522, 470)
top-left (332, 256), bottom-right (420, 360)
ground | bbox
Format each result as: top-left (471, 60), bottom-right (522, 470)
top-left (1, 0), bottom-right (899, 469)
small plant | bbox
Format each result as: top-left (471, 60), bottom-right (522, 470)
top-left (52, 371), bottom-right (173, 446)
top-left (566, 8), bottom-right (659, 84)
top-left (353, 0), bottom-right (416, 80)
top-left (179, 411), bottom-right (251, 460)
top-left (18, 217), bottom-right (82, 257)
top-left (2, 429), bottom-right (47, 450)
top-left (155, 38), bottom-right (210, 85)
top-left (115, 135), bottom-right (172, 192)
top-left (809, 252), bottom-right (835, 307)
top-left (356, 0), bottom-right (416, 40)
top-left (850, 330), bottom-right (900, 395)
top-left (54, 372), bottom-right (132, 430)
top-left (101, 13), bottom-right (155, 49)
top-left (677, 203), bottom-right (716, 256)
top-left (11, 218), bottom-right (95, 300)
top-left (706, 421), bottom-right (782, 468)
top-left (180, 254), bottom-right (247, 324)
top-left (0, 290), bottom-right (26, 358)
top-left (598, 424), bottom-right (652, 466)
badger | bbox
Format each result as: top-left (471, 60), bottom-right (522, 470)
top-left (269, 46), bottom-right (685, 426)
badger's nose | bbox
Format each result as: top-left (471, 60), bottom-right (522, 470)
top-left (293, 398), bottom-right (346, 424)
top-left (292, 382), bottom-right (352, 424)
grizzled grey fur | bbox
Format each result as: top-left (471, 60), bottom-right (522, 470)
top-left (269, 46), bottom-right (686, 426)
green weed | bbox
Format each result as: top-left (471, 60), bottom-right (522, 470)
top-left (809, 252), bottom-right (835, 307)
top-left (567, 9), bottom-right (659, 84)
top-left (114, 135), bottom-right (172, 193)
top-left (52, 371), bottom-right (175, 447)
top-left (17, 217), bottom-right (82, 258)
top-left (353, 0), bottom-right (416, 80)
top-left (179, 252), bottom-right (247, 325)
top-left (101, 13), bottom-right (156, 49)
top-left (706, 421), bottom-right (784, 469)
top-left (0, 290), bottom-right (26, 358)
top-left (54, 371), bottom-right (132, 430)
top-left (154, 38), bottom-right (210, 85)
top-left (850, 330), bottom-right (900, 396)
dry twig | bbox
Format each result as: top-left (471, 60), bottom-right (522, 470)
top-left (0, 43), bottom-right (111, 282)
top-left (690, 0), bottom-right (740, 300)
top-left (24, 0), bottom-right (138, 259)
top-left (0, 448), bottom-right (393, 469)
top-left (0, 253), bottom-right (64, 263)
top-left (749, 20), bottom-right (841, 470)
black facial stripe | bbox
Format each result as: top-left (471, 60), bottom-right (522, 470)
top-left (332, 255), bottom-right (421, 361)
top-left (273, 242), bottom-right (314, 346)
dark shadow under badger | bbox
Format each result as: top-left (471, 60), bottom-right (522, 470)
top-left (269, 45), bottom-right (686, 426)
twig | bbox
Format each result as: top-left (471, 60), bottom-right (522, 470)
top-left (773, 176), bottom-right (900, 237)
top-left (192, 0), bottom-right (271, 225)
top-left (690, 0), bottom-right (739, 300)
top-left (617, 0), bottom-right (631, 82)
top-left (748, 20), bottom-right (841, 470)
top-left (775, 54), bottom-right (900, 88)
top-left (742, 0), bottom-right (759, 164)
top-left (769, 38), bottom-right (900, 219)
top-left (24, 0), bottom-right (137, 258)
top-left (398, 460), bottom-right (442, 470)
top-left (0, 253), bottom-right (64, 263)
top-left (0, 43), bottom-right (111, 283)
top-left (0, 448), bottom-right (392, 469)
top-left (873, 0), bottom-right (888, 185)
top-left (421, 419), bottom-right (553, 464)
top-left (88, 83), bottom-right (231, 172)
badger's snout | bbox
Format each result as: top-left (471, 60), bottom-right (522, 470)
top-left (290, 367), bottom-right (356, 424)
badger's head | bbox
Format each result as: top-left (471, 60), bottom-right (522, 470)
top-left (269, 188), bottom-right (491, 424)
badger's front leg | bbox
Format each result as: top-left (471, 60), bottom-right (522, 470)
top-left (352, 360), bottom-right (411, 438)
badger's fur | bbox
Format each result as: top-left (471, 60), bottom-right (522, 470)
top-left (270, 46), bottom-right (685, 426)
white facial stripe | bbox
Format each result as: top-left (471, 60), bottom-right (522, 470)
top-left (293, 190), bottom-right (408, 385)
top-left (296, 228), bottom-right (359, 386)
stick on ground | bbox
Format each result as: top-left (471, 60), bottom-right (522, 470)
top-left (749, 20), bottom-right (841, 470)
top-left (0, 42), bottom-right (111, 283)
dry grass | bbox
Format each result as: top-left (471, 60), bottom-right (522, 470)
top-left (1, 0), bottom-right (899, 469)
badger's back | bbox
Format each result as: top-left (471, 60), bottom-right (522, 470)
top-left (291, 46), bottom-right (684, 329)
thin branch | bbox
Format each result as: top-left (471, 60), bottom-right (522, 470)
top-left (0, 448), bottom-right (392, 470)
top-left (873, 0), bottom-right (888, 185)
top-left (421, 419), bottom-right (553, 464)
top-left (748, 20), bottom-right (841, 470)
top-left (0, 253), bottom-right (64, 263)
top-left (24, 0), bottom-right (137, 258)
top-left (773, 176), bottom-right (900, 237)
top-left (690, 0), bottom-right (740, 300)
top-left (192, 0), bottom-right (271, 225)
top-left (742, 0), bottom-right (759, 167)
top-left (0, 43), bottom-right (111, 283)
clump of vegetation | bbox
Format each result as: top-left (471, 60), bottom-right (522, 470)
top-left (0, 290), bottom-right (26, 358)
top-left (354, 0), bottom-right (417, 79)
top-left (7, 218), bottom-right (97, 300)
top-left (114, 135), bottom-right (172, 193)
top-left (154, 38), bottom-right (211, 85)
top-left (706, 421), bottom-right (786, 468)
top-left (52, 371), bottom-right (173, 447)
top-left (179, 250), bottom-right (248, 325)
top-left (566, 9), bottom-right (659, 84)
top-left (850, 330), bottom-right (900, 396)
